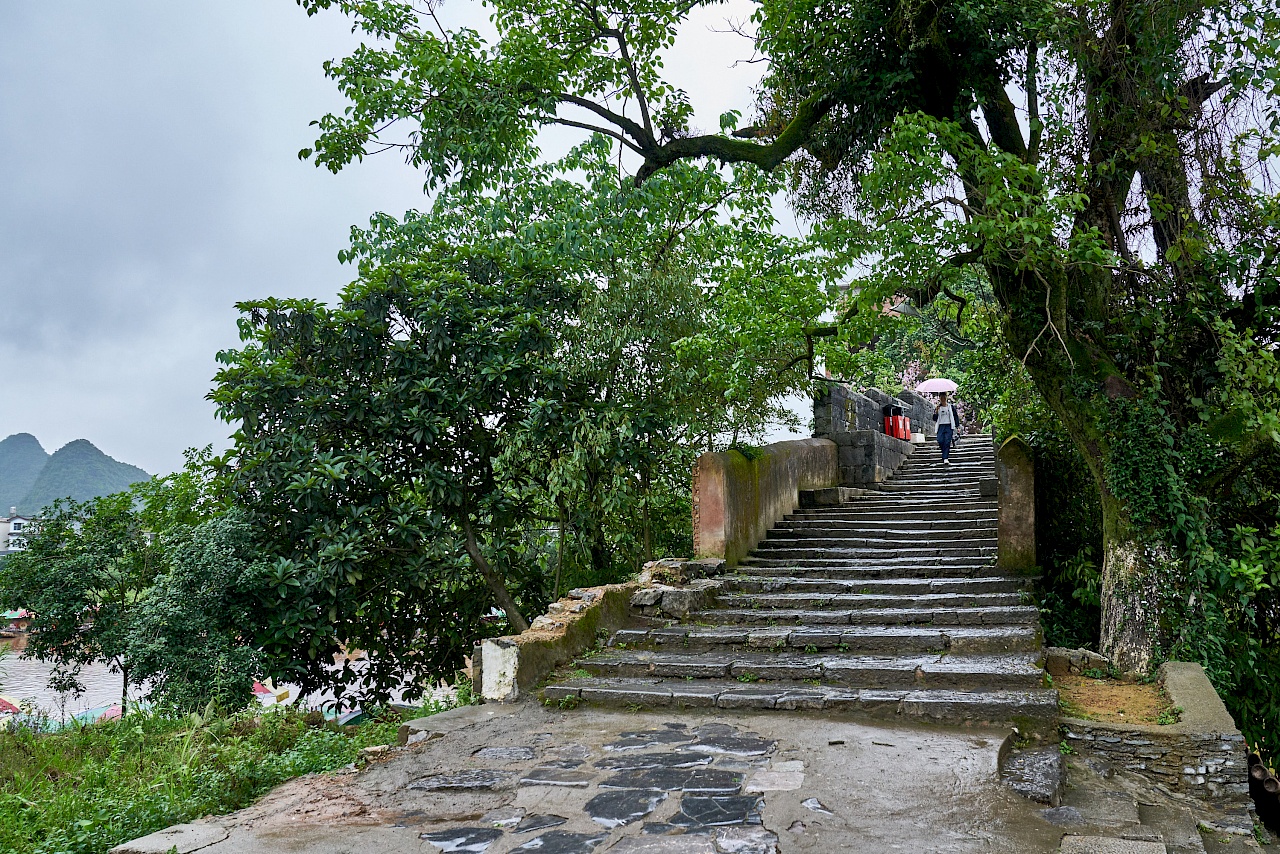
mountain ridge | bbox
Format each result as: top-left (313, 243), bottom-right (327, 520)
top-left (0, 434), bottom-right (150, 515)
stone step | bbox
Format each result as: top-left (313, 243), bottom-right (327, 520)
top-left (752, 537), bottom-right (993, 550)
top-left (771, 529), bottom-right (997, 543)
top-left (577, 650), bottom-right (1045, 691)
top-left (723, 575), bottom-right (1032, 595)
top-left (749, 545), bottom-right (997, 559)
top-left (768, 517), bottom-right (998, 530)
top-left (736, 561), bottom-right (996, 577)
top-left (541, 678), bottom-right (1058, 731)
top-left (689, 605), bottom-right (1040, 627)
top-left (757, 530), bottom-right (998, 545)
top-left (788, 505), bottom-right (998, 520)
top-left (713, 591), bottom-right (1025, 610)
top-left (614, 622), bottom-right (1041, 655)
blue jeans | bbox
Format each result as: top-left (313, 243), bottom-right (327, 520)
top-left (937, 424), bottom-right (954, 461)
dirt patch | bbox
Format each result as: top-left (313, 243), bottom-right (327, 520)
top-left (1058, 673), bottom-right (1177, 724)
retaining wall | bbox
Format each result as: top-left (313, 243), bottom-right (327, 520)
top-left (1061, 662), bottom-right (1249, 806)
top-left (692, 438), bottom-right (838, 565)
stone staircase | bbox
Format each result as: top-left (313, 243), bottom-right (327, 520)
top-left (542, 436), bottom-right (1059, 732)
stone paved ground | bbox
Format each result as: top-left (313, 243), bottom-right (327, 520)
top-left (116, 703), bottom-right (1069, 854)
top-left (116, 703), bottom-right (1274, 854)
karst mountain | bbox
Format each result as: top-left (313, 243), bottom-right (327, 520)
top-left (0, 433), bottom-right (149, 515)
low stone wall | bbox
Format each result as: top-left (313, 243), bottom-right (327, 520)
top-left (827, 429), bottom-right (914, 486)
top-left (692, 437), bottom-right (838, 565)
top-left (1061, 662), bottom-right (1249, 806)
top-left (479, 583), bottom-right (636, 703)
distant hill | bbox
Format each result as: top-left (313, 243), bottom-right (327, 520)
top-left (0, 435), bottom-right (149, 516)
top-left (0, 433), bottom-right (49, 512)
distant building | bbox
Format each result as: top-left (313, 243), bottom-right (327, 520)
top-left (1, 507), bottom-right (31, 554)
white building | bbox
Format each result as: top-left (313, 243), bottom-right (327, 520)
top-left (1, 508), bottom-right (31, 554)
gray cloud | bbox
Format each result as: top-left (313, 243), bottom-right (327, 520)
top-left (0, 1), bottom-right (767, 475)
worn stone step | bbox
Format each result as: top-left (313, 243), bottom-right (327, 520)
top-left (541, 678), bottom-right (1058, 731)
top-left (736, 561), bottom-right (996, 577)
top-left (749, 545), bottom-right (997, 560)
top-left (690, 605), bottom-right (1040, 627)
top-left (723, 575), bottom-right (1032, 596)
top-left (757, 535), bottom-right (997, 551)
top-left (578, 650), bottom-right (1045, 690)
top-left (774, 523), bottom-right (996, 538)
top-left (880, 477), bottom-right (984, 486)
top-left (788, 505), bottom-right (998, 520)
top-left (713, 591), bottom-right (1025, 610)
top-left (611, 624), bottom-right (1041, 654)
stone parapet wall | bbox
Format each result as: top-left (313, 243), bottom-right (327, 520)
top-left (692, 438), bottom-right (838, 565)
top-left (827, 429), bottom-right (914, 486)
top-left (1061, 662), bottom-right (1249, 806)
top-left (814, 385), bottom-right (890, 436)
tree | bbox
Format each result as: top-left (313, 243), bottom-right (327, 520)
top-left (211, 247), bottom-right (580, 701)
top-left (297, 0), bottom-right (1280, 677)
top-left (0, 456), bottom-right (265, 714)
top-left (126, 511), bottom-right (268, 712)
top-left (0, 493), bottom-right (156, 711)
top-left (340, 141), bottom-right (835, 587)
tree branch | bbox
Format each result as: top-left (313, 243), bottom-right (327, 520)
top-left (552, 118), bottom-right (646, 154)
top-left (606, 23), bottom-right (655, 139)
top-left (981, 86), bottom-right (1028, 160)
top-left (1026, 41), bottom-right (1042, 161)
top-left (635, 92), bottom-right (836, 183)
top-left (460, 514), bottom-right (529, 633)
top-left (557, 92), bottom-right (656, 150)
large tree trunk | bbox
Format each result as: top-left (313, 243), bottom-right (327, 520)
top-left (993, 263), bottom-right (1169, 673)
top-left (1098, 495), bottom-right (1167, 673)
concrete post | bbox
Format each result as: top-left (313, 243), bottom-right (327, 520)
top-left (996, 436), bottom-right (1036, 573)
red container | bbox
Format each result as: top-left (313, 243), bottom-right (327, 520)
top-left (883, 416), bottom-right (894, 435)
top-left (899, 416), bottom-right (911, 439)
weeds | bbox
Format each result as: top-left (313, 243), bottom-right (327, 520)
top-left (1156, 706), bottom-right (1183, 726)
top-left (0, 701), bottom-right (436, 854)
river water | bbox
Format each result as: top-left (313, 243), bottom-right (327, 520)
top-left (1, 640), bottom-right (129, 721)
top-left (1, 639), bottom-right (458, 721)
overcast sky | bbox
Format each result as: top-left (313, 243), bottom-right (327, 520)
top-left (0, 1), bottom-right (770, 475)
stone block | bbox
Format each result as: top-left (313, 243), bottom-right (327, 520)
top-left (110, 824), bottom-right (229, 854)
top-left (1058, 836), bottom-right (1166, 853)
top-left (996, 436), bottom-right (1036, 573)
top-left (848, 391), bottom-right (883, 432)
top-left (814, 386), bottom-right (855, 437)
top-left (979, 477), bottom-right (998, 497)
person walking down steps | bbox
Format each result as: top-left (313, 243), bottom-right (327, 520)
top-left (933, 392), bottom-right (961, 464)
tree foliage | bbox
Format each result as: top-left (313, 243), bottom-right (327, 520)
top-left (213, 142), bottom-right (834, 701)
top-left (294, 0), bottom-right (1280, 745)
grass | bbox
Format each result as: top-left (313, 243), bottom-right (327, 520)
top-left (0, 696), bottom-right (464, 854)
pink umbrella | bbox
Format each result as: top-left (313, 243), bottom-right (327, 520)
top-left (916, 378), bottom-right (958, 393)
